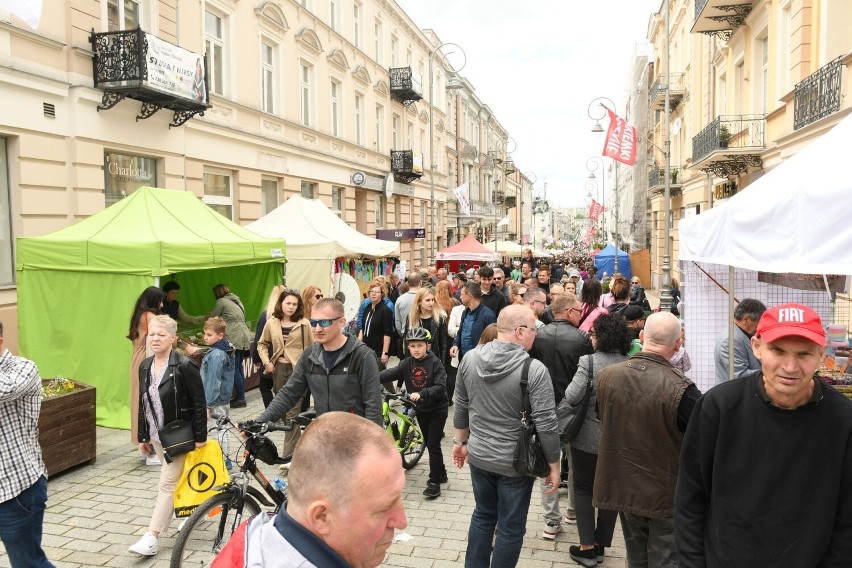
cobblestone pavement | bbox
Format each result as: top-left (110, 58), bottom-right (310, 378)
top-left (1, 388), bottom-right (626, 568)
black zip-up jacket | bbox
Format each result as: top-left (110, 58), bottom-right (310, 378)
top-left (379, 351), bottom-right (448, 413)
top-left (529, 319), bottom-right (594, 405)
top-left (137, 350), bottom-right (208, 443)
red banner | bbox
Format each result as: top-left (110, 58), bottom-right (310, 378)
top-left (589, 199), bottom-right (604, 221)
top-left (602, 107), bottom-right (637, 166)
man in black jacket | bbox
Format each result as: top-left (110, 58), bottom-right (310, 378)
top-left (478, 266), bottom-right (508, 317)
top-left (529, 292), bottom-right (594, 540)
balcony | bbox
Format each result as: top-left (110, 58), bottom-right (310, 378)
top-left (389, 67), bottom-right (423, 106)
top-left (504, 195), bottom-right (517, 208)
top-left (492, 190), bottom-right (505, 205)
top-left (89, 28), bottom-right (210, 127)
top-left (794, 57), bottom-right (843, 131)
top-left (692, 115), bottom-right (764, 177)
top-left (390, 150), bottom-right (423, 184)
top-left (648, 167), bottom-right (684, 197)
top-left (649, 73), bottom-right (685, 111)
top-left (692, 0), bottom-right (755, 41)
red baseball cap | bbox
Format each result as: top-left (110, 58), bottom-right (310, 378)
top-left (755, 303), bottom-right (826, 345)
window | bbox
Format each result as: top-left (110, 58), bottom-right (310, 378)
top-left (419, 129), bottom-right (425, 155)
top-left (760, 37), bottom-right (769, 113)
top-left (0, 139), bottom-right (13, 285)
top-left (355, 93), bottom-right (364, 145)
top-left (329, 0), bottom-right (338, 30)
top-left (734, 60), bottom-right (744, 115)
top-left (376, 194), bottom-right (385, 228)
top-left (261, 178), bottom-right (278, 215)
top-left (203, 168), bottom-right (233, 219)
top-left (391, 36), bottom-right (398, 68)
top-left (374, 20), bottom-right (382, 63)
top-left (260, 41), bottom-right (275, 113)
top-left (204, 9), bottom-right (226, 95)
top-left (108, 0), bottom-right (140, 31)
top-left (375, 104), bottom-right (384, 152)
top-left (103, 152), bottom-right (157, 205)
top-left (438, 203), bottom-right (443, 227)
top-left (406, 48), bottom-right (412, 66)
top-left (331, 186), bottom-right (343, 217)
top-left (331, 80), bottom-right (342, 137)
top-left (392, 114), bottom-right (400, 149)
top-left (407, 121), bottom-right (413, 149)
top-left (301, 180), bottom-right (317, 199)
top-left (300, 62), bottom-right (313, 127)
top-left (353, 2), bottom-right (361, 48)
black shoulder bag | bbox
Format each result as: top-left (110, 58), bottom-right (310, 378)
top-left (556, 355), bottom-right (594, 443)
top-left (144, 367), bottom-right (196, 464)
top-left (512, 358), bottom-right (551, 478)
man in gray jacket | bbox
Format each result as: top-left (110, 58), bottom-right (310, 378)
top-left (714, 298), bottom-right (766, 384)
top-left (453, 305), bottom-right (561, 568)
top-left (255, 299), bottom-right (382, 431)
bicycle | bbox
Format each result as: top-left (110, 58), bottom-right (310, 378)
top-left (382, 388), bottom-right (425, 469)
top-left (170, 411), bottom-right (315, 568)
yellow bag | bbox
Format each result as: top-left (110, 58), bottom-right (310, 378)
top-left (173, 439), bottom-right (231, 518)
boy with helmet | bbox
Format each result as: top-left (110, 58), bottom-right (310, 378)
top-left (380, 327), bottom-right (449, 498)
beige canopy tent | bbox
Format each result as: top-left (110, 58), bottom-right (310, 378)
top-left (485, 240), bottom-right (524, 256)
top-left (246, 195), bottom-right (400, 294)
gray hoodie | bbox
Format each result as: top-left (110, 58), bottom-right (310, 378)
top-left (454, 340), bottom-right (560, 477)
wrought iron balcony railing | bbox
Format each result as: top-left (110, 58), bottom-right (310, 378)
top-left (389, 67), bottom-right (423, 106)
top-left (492, 190), bottom-right (505, 204)
top-left (649, 73), bottom-right (685, 110)
top-left (89, 27), bottom-right (210, 127)
top-left (693, 0), bottom-right (754, 40)
top-left (504, 195), bottom-right (517, 209)
top-left (692, 115), bottom-right (765, 165)
top-left (648, 167), bottom-right (683, 189)
top-left (390, 150), bottom-right (423, 184)
top-left (794, 57), bottom-right (842, 131)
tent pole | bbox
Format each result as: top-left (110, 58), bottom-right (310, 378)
top-left (728, 265), bottom-right (735, 382)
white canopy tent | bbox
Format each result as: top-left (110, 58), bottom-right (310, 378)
top-left (485, 240), bottom-right (524, 256)
top-left (246, 195), bottom-right (400, 295)
top-left (678, 111), bottom-right (852, 391)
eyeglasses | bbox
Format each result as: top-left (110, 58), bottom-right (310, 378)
top-left (309, 317), bottom-right (342, 328)
top-left (516, 325), bottom-right (537, 334)
top-left (568, 307), bottom-right (582, 315)
top-left (631, 281), bottom-right (640, 284)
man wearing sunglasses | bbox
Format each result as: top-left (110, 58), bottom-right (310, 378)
top-left (254, 299), bottom-right (382, 428)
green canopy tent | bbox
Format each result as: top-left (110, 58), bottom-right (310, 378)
top-left (16, 187), bottom-right (286, 428)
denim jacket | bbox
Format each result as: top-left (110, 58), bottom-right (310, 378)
top-left (201, 342), bottom-right (235, 407)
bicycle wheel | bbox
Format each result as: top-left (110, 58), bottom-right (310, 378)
top-left (399, 418), bottom-right (426, 470)
top-left (170, 491), bottom-right (261, 568)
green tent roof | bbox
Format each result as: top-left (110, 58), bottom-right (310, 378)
top-left (16, 186), bottom-right (286, 276)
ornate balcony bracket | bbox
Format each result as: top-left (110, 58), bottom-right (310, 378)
top-left (170, 109), bottom-right (206, 129)
top-left (393, 173), bottom-right (420, 184)
top-left (700, 155), bottom-right (762, 178)
top-left (97, 91), bottom-right (126, 111)
top-left (136, 102), bottom-right (162, 121)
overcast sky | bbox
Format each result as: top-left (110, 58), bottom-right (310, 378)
top-left (397, 0), bottom-right (661, 208)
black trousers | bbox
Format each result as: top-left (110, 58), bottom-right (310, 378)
top-left (259, 373), bottom-right (274, 408)
top-left (415, 408), bottom-right (448, 484)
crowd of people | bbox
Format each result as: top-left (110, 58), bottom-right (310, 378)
top-left (7, 246), bottom-right (850, 568)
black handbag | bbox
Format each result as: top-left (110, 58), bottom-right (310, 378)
top-left (556, 355), bottom-right (594, 443)
top-left (512, 358), bottom-right (550, 478)
top-left (145, 380), bottom-right (196, 464)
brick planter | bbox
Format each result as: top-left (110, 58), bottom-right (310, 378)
top-left (39, 380), bottom-right (96, 476)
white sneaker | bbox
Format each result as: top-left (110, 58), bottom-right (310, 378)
top-left (128, 532), bottom-right (158, 556)
top-left (145, 455), bottom-right (162, 466)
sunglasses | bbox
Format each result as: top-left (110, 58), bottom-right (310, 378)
top-left (309, 317), bottom-right (342, 328)
top-left (315, 294), bottom-right (323, 299)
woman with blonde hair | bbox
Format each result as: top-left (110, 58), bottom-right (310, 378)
top-left (406, 287), bottom-right (449, 371)
top-left (252, 284), bottom-right (286, 408)
top-left (257, 289), bottom-right (314, 459)
top-left (301, 286), bottom-right (323, 319)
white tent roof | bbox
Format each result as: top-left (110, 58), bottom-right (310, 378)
top-left (247, 195), bottom-right (400, 258)
top-left (679, 111), bottom-right (852, 275)
top-left (485, 240), bottom-right (524, 255)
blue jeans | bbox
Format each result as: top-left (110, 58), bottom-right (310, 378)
top-left (466, 463), bottom-right (535, 568)
top-left (0, 476), bottom-right (55, 568)
top-left (233, 350), bottom-right (245, 401)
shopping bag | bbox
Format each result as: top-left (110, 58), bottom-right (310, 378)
top-left (173, 439), bottom-right (230, 518)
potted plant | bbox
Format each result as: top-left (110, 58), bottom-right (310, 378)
top-left (671, 169), bottom-right (679, 184)
top-left (719, 124), bottom-right (732, 149)
top-left (39, 377), bottom-right (97, 475)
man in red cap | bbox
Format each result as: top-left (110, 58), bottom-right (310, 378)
top-left (675, 303), bottom-right (852, 567)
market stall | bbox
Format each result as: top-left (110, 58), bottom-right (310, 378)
top-left (16, 187), bottom-right (287, 428)
top-left (679, 111), bottom-right (852, 392)
top-left (484, 240), bottom-right (524, 256)
top-left (594, 244), bottom-right (633, 281)
top-left (435, 235), bottom-right (501, 274)
top-left (246, 195), bottom-right (400, 298)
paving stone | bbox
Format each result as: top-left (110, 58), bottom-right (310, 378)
top-left (61, 551), bottom-right (113, 566)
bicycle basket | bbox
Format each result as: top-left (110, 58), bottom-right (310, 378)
top-left (246, 436), bottom-right (279, 465)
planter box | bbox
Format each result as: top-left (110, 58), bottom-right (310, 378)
top-left (39, 380), bottom-right (96, 476)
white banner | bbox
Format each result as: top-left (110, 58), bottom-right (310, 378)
top-left (453, 182), bottom-right (471, 216)
top-left (497, 214), bottom-right (510, 226)
top-left (145, 34), bottom-right (207, 105)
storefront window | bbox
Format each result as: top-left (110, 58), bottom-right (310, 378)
top-left (0, 139), bottom-right (13, 285)
top-left (103, 152), bottom-right (157, 206)
top-left (300, 181), bottom-right (317, 199)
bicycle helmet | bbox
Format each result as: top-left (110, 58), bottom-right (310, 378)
top-left (404, 327), bottom-right (432, 343)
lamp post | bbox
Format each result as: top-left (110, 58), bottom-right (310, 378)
top-left (659, 0), bottom-right (673, 310)
top-left (428, 42), bottom-right (466, 265)
top-left (522, 171), bottom-right (536, 246)
top-left (489, 137), bottom-right (516, 253)
top-left (587, 97), bottom-right (619, 273)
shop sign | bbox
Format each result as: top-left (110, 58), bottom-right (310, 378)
top-left (376, 228), bottom-right (425, 240)
top-left (144, 34), bottom-right (207, 105)
top-left (713, 180), bottom-right (737, 200)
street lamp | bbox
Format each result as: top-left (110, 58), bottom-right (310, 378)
top-left (587, 156), bottom-right (618, 273)
top-left (489, 137), bottom-right (517, 252)
top-left (531, 186), bottom-right (549, 253)
top-left (428, 42), bottom-right (466, 265)
top-left (521, 171), bottom-right (536, 246)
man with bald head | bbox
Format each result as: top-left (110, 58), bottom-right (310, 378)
top-left (215, 412), bottom-right (407, 567)
top-left (453, 304), bottom-right (561, 568)
top-left (592, 312), bottom-right (701, 568)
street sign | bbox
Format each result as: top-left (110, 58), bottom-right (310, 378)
top-left (376, 228), bottom-right (425, 240)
